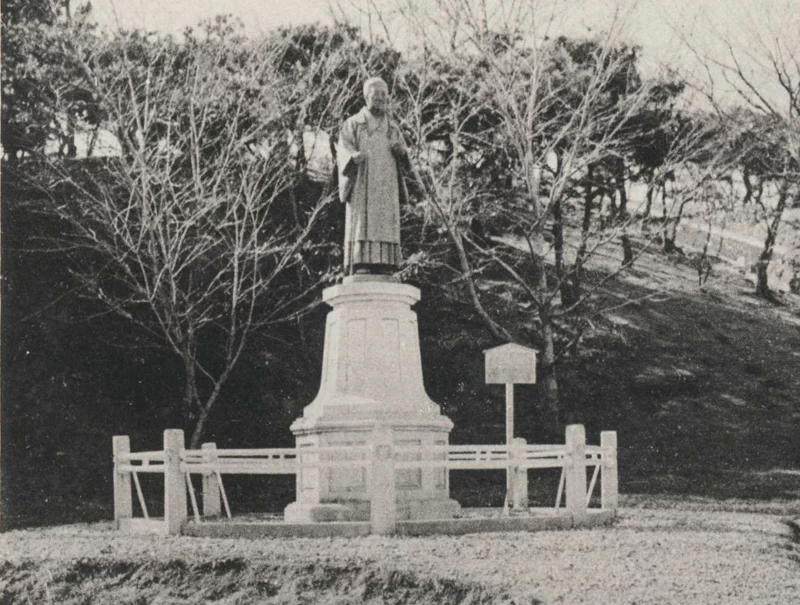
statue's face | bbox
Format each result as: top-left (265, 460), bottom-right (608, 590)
top-left (364, 84), bottom-right (389, 115)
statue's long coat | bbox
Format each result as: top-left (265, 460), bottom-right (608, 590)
top-left (337, 107), bottom-right (410, 272)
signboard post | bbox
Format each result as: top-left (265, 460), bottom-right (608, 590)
top-left (484, 343), bottom-right (538, 511)
top-left (504, 383), bottom-right (514, 447)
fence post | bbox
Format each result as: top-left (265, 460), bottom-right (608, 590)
top-left (601, 431), bottom-right (618, 513)
top-left (370, 425), bottom-right (396, 535)
top-left (565, 424), bottom-right (587, 519)
top-left (164, 429), bottom-right (187, 535)
top-left (201, 442), bottom-right (221, 518)
top-left (112, 436), bottom-right (132, 528)
top-left (511, 437), bottom-right (528, 512)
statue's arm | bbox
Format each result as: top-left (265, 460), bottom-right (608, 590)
top-left (337, 119), bottom-right (360, 179)
top-left (337, 119), bottom-right (360, 203)
top-left (390, 127), bottom-right (412, 177)
top-left (388, 126), bottom-right (418, 205)
top-left (389, 123), bottom-right (408, 160)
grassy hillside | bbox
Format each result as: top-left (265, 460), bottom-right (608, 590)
top-left (576, 250), bottom-right (800, 501)
top-left (417, 235), bottom-right (800, 507)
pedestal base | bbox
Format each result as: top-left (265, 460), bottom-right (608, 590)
top-left (284, 502), bottom-right (353, 523)
top-left (284, 421), bottom-right (461, 522)
top-left (285, 498), bottom-right (461, 523)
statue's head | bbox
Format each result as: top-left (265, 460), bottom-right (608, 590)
top-left (363, 77), bottom-right (389, 116)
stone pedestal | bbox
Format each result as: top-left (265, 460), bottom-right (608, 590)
top-left (284, 277), bottom-right (460, 522)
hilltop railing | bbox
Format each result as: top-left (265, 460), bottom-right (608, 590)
top-left (112, 424), bottom-right (618, 535)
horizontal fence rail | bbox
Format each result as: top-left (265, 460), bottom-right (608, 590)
top-left (179, 445), bottom-right (372, 475)
top-left (117, 450), bottom-right (166, 474)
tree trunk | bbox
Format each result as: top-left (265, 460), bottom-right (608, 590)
top-left (290, 125), bottom-right (307, 228)
top-left (552, 197), bottom-right (578, 308)
top-left (615, 157), bottom-right (628, 219)
top-left (755, 187), bottom-right (789, 299)
top-left (613, 154), bottom-right (631, 263)
top-left (667, 197), bottom-right (691, 252)
top-left (756, 256), bottom-right (772, 298)
top-left (180, 332), bottom-right (198, 415)
top-left (528, 199), bottom-right (560, 435)
top-left (621, 234), bottom-right (633, 266)
top-left (607, 184), bottom-right (618, 223)
top-left (755, 178), bottom-right (764, 207)
top-left (742, 165), bottom-right (753, 205)
top-left (552, 196), bottom-right (565, 279)
top-left (698, 225), bottom-right (713, 286)
top-left (188, 370), bottom-right (232, 448)
top-left (661, 181), bottom-right (674, 252)
top-left (537, 306), bottom-right (560, 439)
top-left (329, 129), bottom-right (340, 200)
top-left (523, 160), bottom-right (559, 435)
top-left (575, 163), bottom-right (595, 277)
top-left (180, 331), bottom-right (236, 448)
top-left (190, 405), bottom-right (212, 450)
top-left (453, 228), bottom-right (511, 341)
top-left (182, 356), bottom-right (195, 414)
top-left (642, 176), bottom-right (655, 219)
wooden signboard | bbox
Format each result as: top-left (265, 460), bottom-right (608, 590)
top-left (484, 343), bottom-right (537, 385)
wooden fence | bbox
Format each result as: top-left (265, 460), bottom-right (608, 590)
top-left (112, 424), bottom-right (618, 535)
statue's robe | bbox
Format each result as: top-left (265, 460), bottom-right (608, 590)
top-left (337, 107), bottom-right (409, 272)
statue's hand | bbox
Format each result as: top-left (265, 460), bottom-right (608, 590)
top-left (390, 141), bottom-right (405, 157)
top-left (351, 151), bottom-right (366, 165)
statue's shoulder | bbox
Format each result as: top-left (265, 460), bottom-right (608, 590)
top-left (345, 108), bottom-right (369, 127)
top-left (340, 111), bottom-right (366, 142)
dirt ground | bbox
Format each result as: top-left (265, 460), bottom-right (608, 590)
top-left (2, 498), bottom-right (799, 605)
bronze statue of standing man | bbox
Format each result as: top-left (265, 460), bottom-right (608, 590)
top-left (337, 77), bottom-right (410, 275)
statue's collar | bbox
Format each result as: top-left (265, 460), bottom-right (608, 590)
top-left (354, 107), bottom-right (387, 124)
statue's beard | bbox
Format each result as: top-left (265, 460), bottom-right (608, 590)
top-left (367, 105), bottom-right (385, 117)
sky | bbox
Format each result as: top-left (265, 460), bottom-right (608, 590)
top-left (84, 0), bottom-right (793, 56)
top-left (82, 0), bottom-right (800, 98)
top-left (88, 0), bottom-right (334, 34)
top-left (84, 0), bottom-right (780, 33)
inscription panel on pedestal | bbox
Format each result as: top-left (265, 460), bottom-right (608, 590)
top-left (298, 443), bottom-right (318, 492)
top-left (345, 319), bottom-right (366, 394)
top-left (327, 439), bottom-right (367, 493)
top-left (377, 318), bottom-right (402, 400)
top-left (434, 439), bottom-right (447, 489)
top-left (395, 438), bottom-right (422, 490)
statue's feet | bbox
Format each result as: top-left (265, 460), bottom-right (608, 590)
top-left (345, 263), bottom-right (401, 283)
top-left (351, 263), bottom-right (398, 276)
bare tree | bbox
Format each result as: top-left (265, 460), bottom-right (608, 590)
top-left (382, 0), bottom-right (667, 433)
top-left (652, 115), bottom-right (736, 254)
top-left (25, 25), bottom-right (353, 446)
top-left (683, 6), bottom-right (800, 299)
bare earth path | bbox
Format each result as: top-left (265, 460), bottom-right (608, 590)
top-left (2, 500), bottom-right (799, 604)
